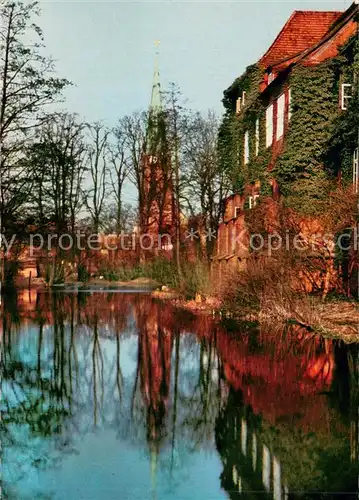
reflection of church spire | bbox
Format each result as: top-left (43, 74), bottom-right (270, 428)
top-left (150, 442), bottom-right (158, 500)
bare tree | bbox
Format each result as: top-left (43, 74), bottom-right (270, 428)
top-left (163, 83), bottom-right (189, 277)
top-left (84, 123), bottom-right (109, 233)
top-left (182, 110), bottom-right (231, 257)
top-left (0, 1), bottom-right (69, 228)
top-left (108, 127), bottom-right (129, 235)
top-left (100, 202), bottom-right (137, 234)
top-left (115, 112), bottom-right (147, 230)
top-left (28, 112), bottom-right (87, 234)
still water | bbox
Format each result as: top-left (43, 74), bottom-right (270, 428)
top-left (1, 290), bottom-right (359, 499)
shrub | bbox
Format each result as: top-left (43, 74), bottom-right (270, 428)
top-left (91, 257), bottom-right (211, 297)
top-left (77, 263), bottom-right (90, 282)
top-left (4, 260), bottom-right (20, 287)
top-left (182, 261), bottom-right (211, 298)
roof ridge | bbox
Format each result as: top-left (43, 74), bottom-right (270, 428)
top-left (292, 10), bottom-right (342, 13)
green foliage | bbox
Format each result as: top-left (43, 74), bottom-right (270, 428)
top-left (274, 61), bottom-right (340, 199)
top-left (44, 261), bottom-right (65, 285)
top-left (222, 64), bottom-right (263, 112)
top-left (218, 113), bottom-right (243, 191)
top-left (326, 39), bottom-right (359, 183)
top-left (96, 263), bottom-right (121, 281)
top-left (0, 1), bottom-right (70, 230)
top-left (219, 37), bottom-right (359, 217)
top-left (274, 39), bottom-right (359, 214)
top-left (219, 64), bottom-right (270, 194)
top-left (95, 258), bottom-right (179, 286)
top-left (285, 168), bottom-right (336, 217)
top-left (94, 258), bottom-right (210, 298)
top-left (181, 260), bottom-right (211, 298)
top-left (77, 263), bottom-right (90, 282)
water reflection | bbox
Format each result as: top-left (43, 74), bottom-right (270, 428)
top-left (1, 290), bottom-right (358, 499)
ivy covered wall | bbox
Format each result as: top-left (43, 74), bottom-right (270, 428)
top-left (218, 36), bottom-right (359, 217)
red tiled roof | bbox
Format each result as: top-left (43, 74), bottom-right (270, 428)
top-left (259, 10), bottom-right (342, 69)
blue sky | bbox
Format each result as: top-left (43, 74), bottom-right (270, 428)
top-left (38, 0), bottom-right (350, 203)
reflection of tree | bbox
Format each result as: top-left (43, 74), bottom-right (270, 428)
top-left (180, 334), bottom-right (224, 449)
top-left (2, 296), bottom-right (72, 498)
top-left (4, 292), bottom-right (220, 498)
top-left (170, 331), bottom-right (180, 473)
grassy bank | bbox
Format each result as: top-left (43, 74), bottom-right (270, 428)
top-left (91, 258), bottom-right (212, 298)
top-left (10, 256), bottom-right (359, 342)
top-left (218, 259), bottom-right (359, 341)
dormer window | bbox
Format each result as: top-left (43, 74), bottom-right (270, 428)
top-left (236, 92), bottom-right (247, 114)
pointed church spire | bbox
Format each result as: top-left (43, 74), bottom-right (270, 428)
top-left (146, 40), bottom-right (165, 155)
top-left (150, 40), bottom-right (162, 114)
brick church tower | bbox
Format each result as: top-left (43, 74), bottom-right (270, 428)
top-left (140, 45), bottom-right (175, 250)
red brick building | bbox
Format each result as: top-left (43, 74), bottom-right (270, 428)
top-left (214, 3), bottom-right (359, 278)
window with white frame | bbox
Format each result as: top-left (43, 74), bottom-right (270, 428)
top-left (265, 104), bottom-right (273, 148)
top-left (353, 148), bottom-right (359, 194)
top-left (236, 97), bottom-right (242, 114)
top-left (234, 206), bottom-right (241, 218)
top-left (249, 194), bottom-right (260, 209)
top-left (288, 88), bottom-right (292, 122)
top-left (276, 93), bottom-right (285, 139)
top-left (255, 118), bottom-right (260, 156)
top-left (244, 130), bottom-right (249, 165)
top-left (242, 91), bottom-right (246, 107)
top-left (149, 155), bottom-right (157, 164)
top-left (341, 83), bottom-right (352, 110)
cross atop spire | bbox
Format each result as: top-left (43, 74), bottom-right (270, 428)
top-left (150, 40), bottom-right (162, 114)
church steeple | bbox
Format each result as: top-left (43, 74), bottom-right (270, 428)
top-left (146, 41), bottom-right (165, 155)
top-left (150, 41), bottom-right (162, 114)
top-left (140, 40), bottom-right (174, 239)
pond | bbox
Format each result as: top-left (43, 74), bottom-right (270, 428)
top-left (1, 290), bottom-right (359, 499)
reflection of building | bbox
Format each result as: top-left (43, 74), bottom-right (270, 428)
top-left (215, 339), bottom-right (359, 499)
top-left (216, 387), bottom-right (358, 499)
top-left (214, 326), bottom-right (337, 430)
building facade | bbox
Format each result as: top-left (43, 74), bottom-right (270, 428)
top-left (214, 3), bottom-right (359, 279)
